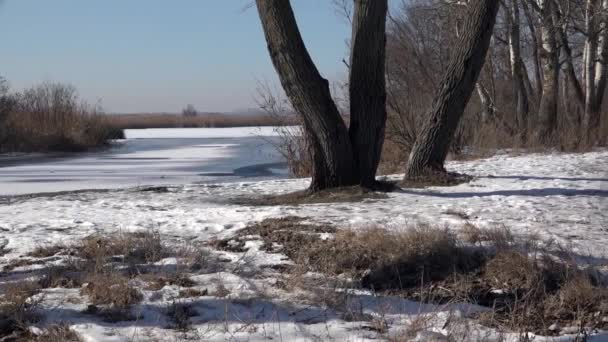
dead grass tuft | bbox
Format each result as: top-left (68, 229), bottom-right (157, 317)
top-left (461, 224), bottom-right (514, 249)
top-left (222, 217), bottom-right (608, 335)
top-left (27, 244), bottom-right (68, 258)
top-left (484, 250), bottom-right (544, 293)
top-left (141, 273), bottom-right (196, 291)
top-left (77, 231), bottom-right (165, 270)
top-left (167, 302), bottom-right (198, 331)
top-left (81, 274), bottom-right (142, 308)
top-left (0, 281), bottom-right (41, 338)
top-left (178, 288), bottom-right (208, 298)
top-left (31, 323), bottom-right (82, 342)
top-left (38, 265), bottom-right (84, 289)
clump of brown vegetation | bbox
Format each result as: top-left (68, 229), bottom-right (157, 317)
top-left (142, 273), bottom-right (196, 291)
top-left (76, 231), bottom-right (165, 270)
top-left (211, 216), bottom-right (335, 256)
top-left (220, 217), bottom-right (608, 336)
top-left (0, 282), bottom-right (41, 339)
top-left (27, 244), bottom-right (68, 258)
top-left (29, 323), bottom-right (82, 342)
top-left (1, 230), bottom-right (218, 328)
top-left (166, 302), bottom-right (198, 331)
top-left (0, 81), bottom-right (119, 153)
top-left (81, 273), bottom-right (142, 307)
top-left (80, 273), bottom-right (142, 322)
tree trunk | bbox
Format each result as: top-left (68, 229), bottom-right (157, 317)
top-left (476, 82), bottom-right (494, 123)
top-left (584, 0), bottom-right (600, 131)
top-left (586, 0), bottom-right (608, 144)
top-left (349, 0), bottom-right (388, 187)
top-left (255, 0), bottom-right (357, 190)
top-left (535, 0), bottom-right (560, 145)
top-left (507, 0), bottom-right (530, 135)
top-left (522, 0), bottom-right (543, 100)
top-left (404, 0), bottom-right (500, 180)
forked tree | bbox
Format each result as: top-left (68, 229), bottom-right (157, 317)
top-left (404, 0), bottom-right (500, 181)
top-left (255, 0), bottom-right (388, 191)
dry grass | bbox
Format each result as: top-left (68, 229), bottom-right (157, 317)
top-left (81, 273), bottom-right (142, 307)
top-left (0, 82), bottom-right (118, 153)
top-left (0, 231), bottom-right (219, 331)
top-left (0, 282), bottom-right (41, 338)
top-left (141, 273), bottom-right (195, 291)
top-left (38, 265), bottom-right (84, 289)
top-left (27, 244), bottom-right (68, 258)
top-left (80, 273), bottom-right (142, 322)
top-left (76, 231), bottom-right (165, 271)
top-left (220, 217), bottom-right (608, 336)
top-left (178, 288), bottom-right (208, 298)
top-left (29, 324), bottom-right (82, 342)
top-left (166, 302), bottom-right (198, 331)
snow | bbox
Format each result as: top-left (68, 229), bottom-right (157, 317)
top-left (0, 127), bottom-right (287, 196)
top-left (123, 126), bottom-right (286, 139)
top-left (1, 135), bottom-right (607, 340)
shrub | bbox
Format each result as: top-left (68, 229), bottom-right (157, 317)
top-left (0, 81), bottom-right (116, 152)
top-left (0, 281), bottom-right (41, 338)
top-left (181, 104), bottom-right (198, 117)
top-left (81, 273), bottom-right (142, 308)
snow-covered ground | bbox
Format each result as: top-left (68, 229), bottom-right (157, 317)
top-left (0, 145), bottom-right (607, 341)
top-left (0, 127), bottom-right (287, 196)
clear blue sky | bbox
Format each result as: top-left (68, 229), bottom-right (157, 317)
top-left (0, 1), bottom-right (356, 113)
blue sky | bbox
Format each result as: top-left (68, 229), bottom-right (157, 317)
top-left (0, 1), bottom-right (355, 113)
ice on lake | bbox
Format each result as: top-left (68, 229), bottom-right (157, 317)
top-left (0, 127), bottom-right (288, 195)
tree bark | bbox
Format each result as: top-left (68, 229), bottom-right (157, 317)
top-left (584, 0), bottom-right (600, 130)
top-left (404, 0), bottom-right (500, 180)
top-left (507, 0), bottom-right (530, 134)
top-left (535, 0), bottom-right (560, 145)
top-left (476, 82), bottom-right (494, 123)
top-left (255, 0), bottom-right (357, 190)
top-left (522, 0), bottom-right (543, 100)
top-left (349, 0), bottom-right (388, 187)
top-left (586, 0), bottom-right (608, 143)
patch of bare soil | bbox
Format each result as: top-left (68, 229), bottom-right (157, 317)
top-left (229, 185), bottom-right (390, 206)
top-left (401, 171), bottom-right (473, 188)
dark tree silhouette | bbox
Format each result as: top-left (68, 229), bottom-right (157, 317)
top-left (404, 0), bottom-right (500, 181)
top-left (256, 0), bottom-right (387, 190)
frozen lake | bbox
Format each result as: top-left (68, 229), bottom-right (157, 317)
top-left (0, 127), bottom-right (288, 195)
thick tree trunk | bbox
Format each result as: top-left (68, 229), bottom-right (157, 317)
top-left (535, 0), bottom-right (560, 145)
top-left (255, 0), bottom-right (358, 190)
top-left (507, 0), bottom-right (530, 135)
top-left (404, 0), bottom-right (500, 180)
top-left (584, 0), bottom-right (600, 130)
top-left (522, 0), bottom-right (543, 100)
top-left (585, 0), bottom-right (608, 144)
top-left (349, 0), bottom-right (388, 187)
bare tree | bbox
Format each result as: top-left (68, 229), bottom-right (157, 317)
top-left (255, 0), bottom-right (388, 190)
top-left (506, 0), bottom-right (531, 134)
top-left (532, 0), bottom-right (560, 144)
top-left (349, 0), bottom-right (388, 186)
top-left (404, 0), bottom-right (500, 181)
top-left (582, 0), bottom-right (608, 144)
top-left (182, 104), bottom-right (198, 117)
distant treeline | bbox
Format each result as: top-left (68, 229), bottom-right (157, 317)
top-left (106, 112), bottom-right (297, 130)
